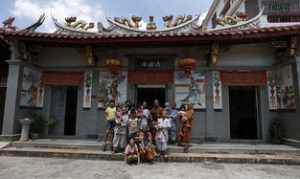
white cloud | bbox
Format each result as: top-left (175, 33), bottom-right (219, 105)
top-left (11, 0), bottom-right (106, 32)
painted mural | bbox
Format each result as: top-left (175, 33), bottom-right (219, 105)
top-left (212, 71), bottom-right (223, 110)
top-left (267, 65), bottom-right (296, 110)
top-left (97, 71), bottom-right (127, 108)
top-left (174, 70), bottom-right (206, 109)
top-left (83, 71), bottom-right (93, 108)
top-left (20, 67), bottom-right (44, 108)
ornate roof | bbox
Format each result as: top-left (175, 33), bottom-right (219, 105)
top-left (1, 24), bottom-right (300, 45)
top-left (53, 15), bottom-right (202, 35)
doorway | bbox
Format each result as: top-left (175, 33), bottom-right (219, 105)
top-left (64, 87), bottom-right (78, 136)
top-left (137, 86), bottom-right (166, 108)
top-left (0, 88), bottom-right (6, 135)
top-left (0, 64), bottom-right (8, 135)
top-left (229, 86), bottom-right (259, 139)
top-left (50, 86), bottom-right (78, 136)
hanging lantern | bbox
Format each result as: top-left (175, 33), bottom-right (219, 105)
top-left (105, 58), bottom-right (121, 74)
top-left (178, 58), bottom-right (197, 75)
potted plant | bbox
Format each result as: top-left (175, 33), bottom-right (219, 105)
top-left (28, 112), bottom-right (47, 139)
top-left (47, 118), bottom-right (57, 135)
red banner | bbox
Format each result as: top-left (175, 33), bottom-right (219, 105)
top-left (42, 72), bottom-right (83, 86)
top-left (128, 70), bottom-right (173, 84)
top-left (220, 70), bottom-right (267, 86)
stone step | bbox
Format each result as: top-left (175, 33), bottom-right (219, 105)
top-left (10, 140), bottom-right (300, 155)
top-left (1, 147), bottom-right (300, 165)
top-left (11, 140), bottom-right (104, 150)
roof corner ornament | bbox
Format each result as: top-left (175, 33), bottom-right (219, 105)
top-left (2, 16), bottom-right (17, 31)
top-left (162, 15), bottom-right (193, 28)
top-left (215, 12), bottom-right (248, 26)
top-left (65, 17), bottom-right (95, 31)
top-left (146, 16), bottom-right (157, 30)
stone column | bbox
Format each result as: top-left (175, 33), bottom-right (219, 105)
top-left (296, 56), bottom-right (300, 105)
top-left (1, 60), bottom-right (23, 136)
top-left (1, 40), bottom-right (23, 137)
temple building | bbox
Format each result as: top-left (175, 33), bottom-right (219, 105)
top-left (0, 0), bottom-right (300, 144)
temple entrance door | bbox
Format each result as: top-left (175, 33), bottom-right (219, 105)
top-left (64, 87), bottom-right (78, 136)
top-left (229, 86), bottom-right (259, 139)
top-left (137, 85), bottom-right (166, 108)
top-left (50, 86), bottom-right (78, 136)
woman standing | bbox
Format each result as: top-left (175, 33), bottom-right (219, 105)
top-left (112, 105), bottom-right (128, 153)
top-left (178, 104), bottom-right (194, 153)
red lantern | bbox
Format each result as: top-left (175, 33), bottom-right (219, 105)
top-left (105, 58), bottom-right (121, 74)
top-left (178, 58), bottom-right (197, 75)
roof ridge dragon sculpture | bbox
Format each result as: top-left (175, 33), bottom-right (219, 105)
top-left (1, 13), bottom-right (45, 32)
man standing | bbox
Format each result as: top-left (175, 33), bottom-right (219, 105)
top-left (103, 101), bottom-right (116, 151)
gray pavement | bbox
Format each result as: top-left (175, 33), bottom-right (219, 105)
top-left (0, 156), bottom-right (300, 179)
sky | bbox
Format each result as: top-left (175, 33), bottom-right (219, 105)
top-left (0, 0), bottom-right (213, 32)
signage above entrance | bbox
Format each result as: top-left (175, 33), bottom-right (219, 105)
top-left (220, 71), bottom-right (267, 86)
top-left (129, 55), bottom-right (174, 70)
top-left (128, 70), bottom-right (173, 84)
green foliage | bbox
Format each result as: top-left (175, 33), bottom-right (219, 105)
top-left (28, 111), bottom-right (47, 134)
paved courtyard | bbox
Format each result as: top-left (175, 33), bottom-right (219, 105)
top-left (0, 156), bottom-right (299, 179)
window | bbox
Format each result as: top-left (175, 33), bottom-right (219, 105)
top-left (268, 14), bottom-right (300, 23)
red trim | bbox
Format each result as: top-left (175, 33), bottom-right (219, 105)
top-left (128, 70), bottom-right (173, 84)
top-left (220, 70), bottom-right (267, 86)
top-left (42, 72), bottom-right (83, 86)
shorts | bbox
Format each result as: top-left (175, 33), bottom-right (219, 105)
top-left (106, 120), bottom-right (116, 129)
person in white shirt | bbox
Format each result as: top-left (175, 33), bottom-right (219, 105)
top-left (155, 110), bottom-right (171, 159)
top-left (140, 101), bottom-right (150, 131)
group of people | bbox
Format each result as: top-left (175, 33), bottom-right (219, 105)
top-left (104, 99), bottom-right (194, 165)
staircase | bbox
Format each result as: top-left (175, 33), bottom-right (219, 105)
top-left (1, 139), bottom-right (300, 165)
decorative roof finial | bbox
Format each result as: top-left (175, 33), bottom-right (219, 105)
top-left (2, 16), bottom-right (16, 31)
top-left (146, 16), bottom-right (157, 30)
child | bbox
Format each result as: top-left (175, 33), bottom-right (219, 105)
top-left (128, 109), bottom-right (139, 139)
top-left (155, 110), bottom-right (171, 159)
top-left (124, 138), bottom-right (140, 165)
top-left (136, 130), bottom-right (155, 163)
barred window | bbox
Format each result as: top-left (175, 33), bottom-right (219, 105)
top-left (268, 15), bottom-right (300, 23)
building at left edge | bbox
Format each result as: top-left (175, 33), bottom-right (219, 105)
top-left (0, 0), bottom-right (300, 144)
